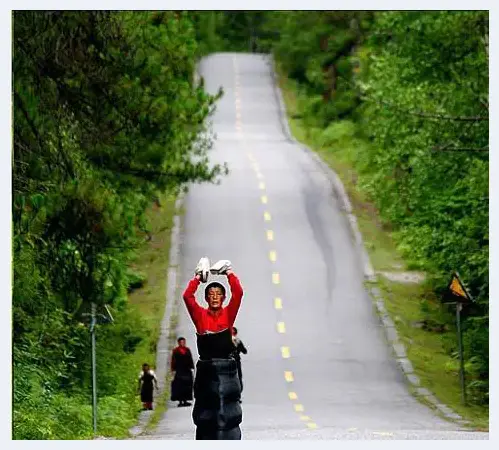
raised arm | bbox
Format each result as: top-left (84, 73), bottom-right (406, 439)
top-left (225, 271), bottom-right (243, 327)
top-left (182, 275), bottom-right (203, 331)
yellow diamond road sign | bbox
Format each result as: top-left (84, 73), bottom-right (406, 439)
top-left (450, 277), bottom-right (467, 298)
top-left (447, 273), bottom-right (472, 302)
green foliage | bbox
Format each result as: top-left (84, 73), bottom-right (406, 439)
top-left (190, 11), bottom-right (275, 55)
top-left (240, 11), bottom-right (488, 405)
top-left (126, 268), bottom-right (147, 291)
top-left (13, 11), bottom-right (226, 439)
top-left (357, 12), bottom-right (488, 327)
top-left (264, 11), bottom-right (374, 126)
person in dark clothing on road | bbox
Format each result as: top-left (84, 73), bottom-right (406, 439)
top-left (171, 337), bottom-right (195, 407)
top-left (231, 327), bottom-right (247, 394)
top-left (182, 257), bottom-right (244, 440)
top-left (138, 363), bottom-right (158, 410)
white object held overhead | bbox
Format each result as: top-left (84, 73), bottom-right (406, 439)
top-left (195, 257), bottom-right (211, 283)
top-left (210, 259), bottom-right (232, 275)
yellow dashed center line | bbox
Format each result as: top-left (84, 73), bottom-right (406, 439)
top-left (373, 431), bottom-right (393, 437)
top-left (237, 72), bottom-right (314, 428)
top-left (247, 151), bottom-right (312, 429)
top-left (347, 427), bottom-right (358, 432)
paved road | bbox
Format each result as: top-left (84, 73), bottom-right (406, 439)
top-left (138, 53), bottom-right (488, 440)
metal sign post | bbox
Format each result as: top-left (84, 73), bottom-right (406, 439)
top-left (455, 302), bottom-right (466, 405)
top-left (442, 272), bottom-right (474, 406)
top-left (90, 302), bottom-right (98, 435)
top-left (77, 302), bottom-right (114, 436)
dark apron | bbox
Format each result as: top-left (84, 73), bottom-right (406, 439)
top-left (171, 370), bottom-right (194, 401)
top-left (192, 329), bottom-right (242, 440)
top-left (171, 350), bottom-right (194, 401)
top-left (140, 372), bottom-right (155, 403)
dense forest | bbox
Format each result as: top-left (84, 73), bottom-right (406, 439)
top-left (12, 11), bottom-right (225, 439)
top-left (13, 11), bottom-right (488, 439)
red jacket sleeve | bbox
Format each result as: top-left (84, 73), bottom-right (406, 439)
top-left (183, 277), bottom-right (203, 331)
top-left (225, 273), bottom-right (244, 327)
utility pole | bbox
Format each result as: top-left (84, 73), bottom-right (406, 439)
top-left (75, 250), bottom-right (114, 436)
top-left (90, 302), bottom-right (98, 434)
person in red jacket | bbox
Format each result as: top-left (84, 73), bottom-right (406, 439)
top-left (182, 258), bottom-right (244, 440)
top-left (170, 337), bottom-right (195, 407)
top-left (182, 260), bottom-right (243, 335)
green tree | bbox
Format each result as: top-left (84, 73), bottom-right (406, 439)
top-left (13, 11), bottom-right (226, 438)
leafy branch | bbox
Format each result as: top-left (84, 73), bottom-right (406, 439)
top-left (431, 145), bottom-right (489, 152)
top-left (360, 94), bottom-right (488, 122)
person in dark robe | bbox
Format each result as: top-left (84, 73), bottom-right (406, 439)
top-left (182, 258), bottom-right (244, 440)
top-left (231, 327), bottom-right (247, 395)
top-left (171, 337), bottom-right (195, 407)
top-left (138, 363), bottom-right (158, 410)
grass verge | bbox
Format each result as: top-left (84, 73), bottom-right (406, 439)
top-left (126, 192), bottom-right (178, 431)
top-left (145, 312), bottom-right (180, 433)
top-left (276, 68), bottom-right (489, 430)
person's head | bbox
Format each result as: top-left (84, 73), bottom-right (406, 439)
top-left (177, 337), bottom-right (186, 347)
top-left (232, 327), bottom-right (238, 336)
top-left (205, 282), bottom-right (226, 310)
top-left (142, 363), bottom-right (150, 372)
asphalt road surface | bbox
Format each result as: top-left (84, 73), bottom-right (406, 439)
top-left (139, 53), bottom-right (489, 440)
